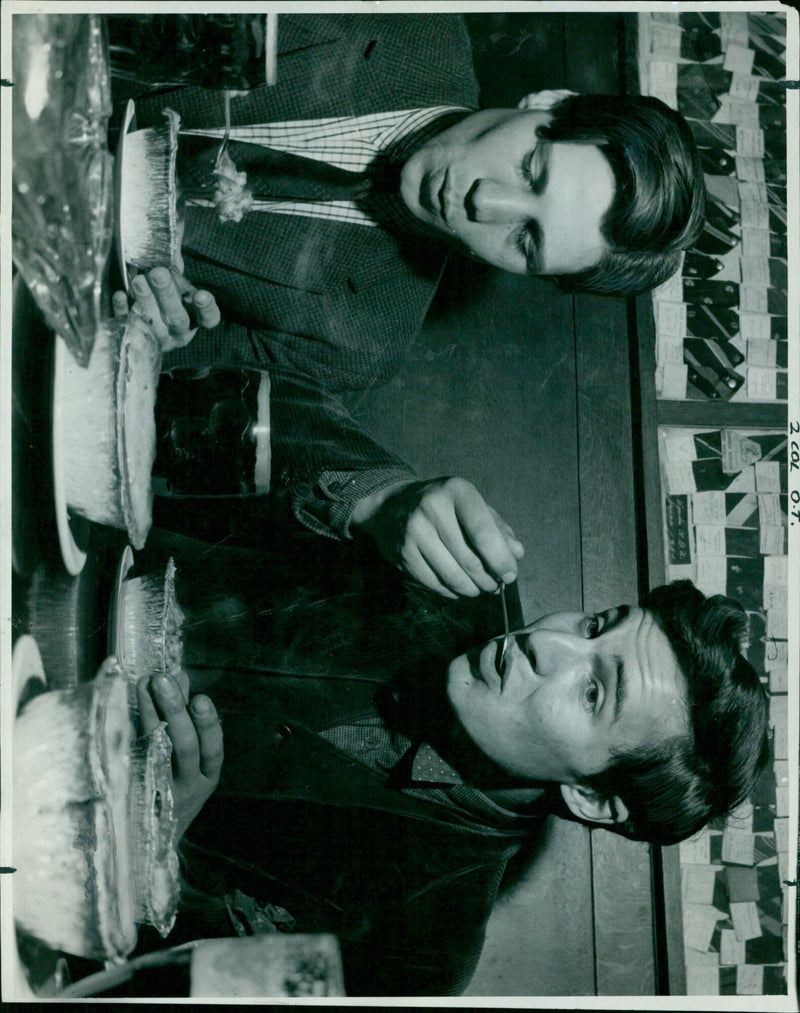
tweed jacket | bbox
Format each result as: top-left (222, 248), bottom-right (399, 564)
top-left (130, 15), bottom-right (481, 540)
top-left (152, 531), bottom-right (539, 996)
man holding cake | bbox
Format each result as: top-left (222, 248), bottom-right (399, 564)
top-left (141, 538), bottom-right (767, 995)
top-left (115, 13), bottom-right (705, 600)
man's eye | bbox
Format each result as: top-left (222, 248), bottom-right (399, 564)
top-left (520, 148), bottom-right (536, 185)
top-left (584, 680), bottom-right (600, 712)
top-left (584, 616), bottom-right (601, 638)
top-left (514, 222), bottom-right (540, 272)
top-left (520, 142), bottom-right (547, 192)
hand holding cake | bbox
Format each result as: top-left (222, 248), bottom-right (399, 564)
top-left (137, 674), bottom-right (223, 842)
top-left (112, 220), bottom-right (221, 352)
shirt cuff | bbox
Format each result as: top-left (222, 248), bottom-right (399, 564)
top-left (295, 465), bottom-right (416, 540)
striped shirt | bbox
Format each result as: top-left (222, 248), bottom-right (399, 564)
top-left (181, 105), bottom-right (469, 230)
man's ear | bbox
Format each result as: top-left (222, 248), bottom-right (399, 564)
top-left (517, 89), bottom-right (578, 112)
top-left (560, 783), bottom-right (629, 826)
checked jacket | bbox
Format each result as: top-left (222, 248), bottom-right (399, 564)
top-left (129, 14), bottom-right (481, 541)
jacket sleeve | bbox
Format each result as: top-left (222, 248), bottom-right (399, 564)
top-left (268, 368), bottom-right (417, 539)
top-left (339, 843), bottom-right (514, 996)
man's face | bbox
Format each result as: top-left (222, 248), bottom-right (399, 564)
top-left (446, 607), bottom-right (688, 784)
top-left (400, 109), bottom-right (616, 276)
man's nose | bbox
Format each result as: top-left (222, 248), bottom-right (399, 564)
top-left (519, 628), bottom-right (589, 675)
top-left (467, 179), bottom-right (536, 224)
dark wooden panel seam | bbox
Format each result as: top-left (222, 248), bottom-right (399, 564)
top-left (657, 400), bottom-right (788, 429)
top-left (574, 288), bottom-right (657, 995)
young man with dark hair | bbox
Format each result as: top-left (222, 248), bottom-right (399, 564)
top-left (148, 553), bottom-right (767, 995)
top-left (118, 14), bottom-right (707, 602)
top-left (534, 94), bottom-right (706, 295)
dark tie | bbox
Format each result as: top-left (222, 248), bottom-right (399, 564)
top-left (178, 135), bottom-right (374, 202)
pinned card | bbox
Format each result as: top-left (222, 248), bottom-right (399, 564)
top-left (650, 23), bottom-right (683, 58)
top-left (738, 180), bottom-right (769, 204)
top-left (747, 340), bottom-right (778, 367)
top-left (726, 799), bottom-right (754, 829)
top-left (740, 256), bottom-right (771, 287)
top-left (720, 12), bottom-right (749, 45)
top-left (740, 230), bottom-right (771, 261)
top-left (665, 495), bottom-right (692, 565)
top-left (691, 490), bottom-right (727, 525)
top-left (664, 459), bottom-right (696, 495)
top-left (769, 667), bottom-right (788, 694)
top-left (659, 363), bottom-right (688, 400)
top-left (736, 127), bottom-right (765, 157)
top-left (722, 828), bottom-right (756, 865)
top-left (759, 525), bottom-right (786, 556)
top-left (763, 584), bottom-right (785, 617)
top-left (721, 430), bottom-right (762, 472)
top-left (694, 526), bottom-right (726, 556)
top-left (682, 866), bottom-right (720, 906)
top-left (755, 462), bottom-right (782, 492)
top-left (740, 286), bottom-right (769, 314)
top-left (747, 368), bottom-right (780, 401)
top-left (739, 200), bottom-right (770, 230)
top-left (735, 156), bottom-right (766, 183)
top-left (656, 300), bottom-right (688, 337)
top-left (720, 929), bottom-right (747, 965)
top-left (728, 74), bottom-right (761, 102)
top-left (736, 964), bottom-right (763, 994)
top-left (724, 44), bottom-right (756, 75)
top-left (730, 902), bottom-right (762, 941)
top-left (654, 274), bottom-right (684, 303)
top-left (695, 556), bottom-right (728, 597)
top-left (686, 965), bottom-right (721, 997)
top-left (664, 432), bottom-right (699, 462)
top-left (656, 331), bottom-right (685, 365)
top-left (768, 696), bottom-right (788, 759)
top-left (684, 903), bottom-right (726, 951)
top-left (725, 866), bottom-right (760, 903)
top-left (763, 555), bottom-right (788, 585)
top-left (772, 760), bottom-right (788, 787)
top-left (766, 597), bottom-right (788, 643)
top-left (649, 61), bottom-right (678, 91)
top-left (681, 832), bottom-right (712, 865)
top-left (773, 817), bottom-right (789, 854)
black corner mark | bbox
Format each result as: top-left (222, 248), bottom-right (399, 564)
top-left (1, 79), bottom-right (14, 87)
top-left (0, 867), bottom-right (17, 873)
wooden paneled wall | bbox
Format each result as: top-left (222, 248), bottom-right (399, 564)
top-left (350, 12), bottom-right (665, 996)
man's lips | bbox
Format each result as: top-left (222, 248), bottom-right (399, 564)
top-left (421, 168), bottom-right (455, 228)
top-left (471, 640), bottom-right (505, 690)
top-left (437, 170), bottom-right (449, 224)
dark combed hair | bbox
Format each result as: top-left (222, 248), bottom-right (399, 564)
top-left (537, 94), bottom-right (706, 297)
top-left (583, 581), bottom-right (770, 847)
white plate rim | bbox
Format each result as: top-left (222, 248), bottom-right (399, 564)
top-left (108, 544), bottom-right (134, 663)
top-left (51, 337), bottom-right (88, 576)
top-left (113, 98), bottom-right (137, 293)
